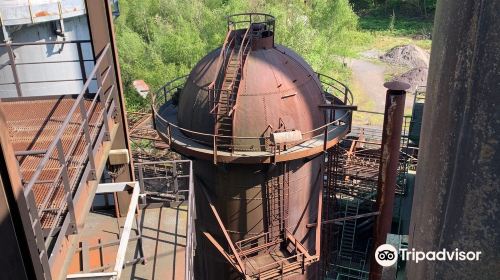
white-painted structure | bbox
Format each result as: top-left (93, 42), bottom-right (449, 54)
top-left (0, 0), bottom-right (93, 97)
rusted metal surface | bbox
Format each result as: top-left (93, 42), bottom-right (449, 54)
top-left (319, 110), bottom-right (416, 278)
top-left (0, 135), bottom-right (33, 280)
top-left (1, 97), bottom-right (103, 230)
top-left (370, 82), bottom-right (408, 280)
top-left (0, 40), bottom-right (122, 280)
top-left (151, 13), bottom-right (357, 280)
top-left (0, 2), bottom-right (132, 279)
top-left (153, 73), bottom-right (353, 164)
top-left (158, 13), bottom-right (351, 157)
top-left (407, 1), bottom-right (500, 279)
top-left (86, 0), bottom-right (134, 184)
top-left (198, 173), bottom-right (319, 279)
top-left (174, 44), bottom-right (329, 151)
top-left (66, 182), bottom-right (143, 280)
top-left (64, 160), bottom-right (194, 280)
top-left (153, 13), bottom-right (353, 279)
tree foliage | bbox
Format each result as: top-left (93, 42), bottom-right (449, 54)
top-left (115, 0), bottom-right (368, 111)
top-left (350, 0), bottom-right (437, 17)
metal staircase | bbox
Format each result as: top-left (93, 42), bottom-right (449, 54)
top-left (339, 200), bottom-right (360, 257)
top-left (211, 26), bottom-right (253, 151)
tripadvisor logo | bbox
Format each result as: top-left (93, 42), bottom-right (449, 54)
top-left (375, 244), bottom-right (482, 267)
top-left (375, 244), bottom-right (398, 267)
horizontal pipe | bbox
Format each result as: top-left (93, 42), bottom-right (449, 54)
top-left (306, 211), bottom-right (380, 228)
top-left (66, 272), bottom-right (117, 279)
top-left (14, 149), bottom-right (47, 156)
top-left (318, 104), bottom-right (358, 110)
top-left (2, 39), bottom-right (91, 47)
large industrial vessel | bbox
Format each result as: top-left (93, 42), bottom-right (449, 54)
top-left (0, 1), bottom-right (498, 280)
top-left (153, 13), bottom-right (355, 279)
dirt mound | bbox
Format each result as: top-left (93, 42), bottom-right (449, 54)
top-left (380, 45), bottom-right (430, 68)
top-left (391, 67), bottom-right (428, 92)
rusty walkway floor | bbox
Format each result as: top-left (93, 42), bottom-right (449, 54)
top-left (68, 203), bottom-right (187, 279)
top-left (0, 95), bottom-right (103, 230)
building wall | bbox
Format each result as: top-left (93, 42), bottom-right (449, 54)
top-left (0, 15), bottom-right (94, 98)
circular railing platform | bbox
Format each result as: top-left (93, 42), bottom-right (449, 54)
top-left (152, 73), bottom-right (355, 164)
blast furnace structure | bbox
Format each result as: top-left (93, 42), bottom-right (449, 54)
top-left (153, 13), bottom-right (356, 279)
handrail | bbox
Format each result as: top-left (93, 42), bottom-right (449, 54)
top-left (208, 31), bottom-right (235, 114)
top-left (152, 72), bottom-right (354, 153)
top-left (226, 13), bottom-right (275, 29)
top-left (209, 30), bottom-right (234, 89)
top-left (23, 43), bottom-right (112, 196)
top-left (237, 23), bottom-right (253, 79)
top-left (185, 160), bottom-right (196, 280)
top-left (255, 252), bottom-right (305, 276)
top-left (0, 40), bottom-right (93, 98)
top-left (212, 22), bottom-right (253, 121)
top-left (16, 43), bottom-right (116, 276)
top-left (0, 39), bottom-right (90, 48)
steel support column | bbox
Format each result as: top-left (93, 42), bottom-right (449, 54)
top-left (407, 1), bottom-right (500, 279)
top-left (370, 81), bottom-right (409, 280)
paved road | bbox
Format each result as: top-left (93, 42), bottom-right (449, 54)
top-left (349, 58), bottom-right (416, 114)
top-left (349, 58), bottom-right (387, 112)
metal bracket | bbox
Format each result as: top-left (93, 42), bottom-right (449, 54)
top-left (104, 132), bottom-right (111, 142)
top-left (111, 107), bottom-right (118, 120)
top-left (87, 169), bottom-right (97, 181)
top-left (66, 222), bottom-right (78, 235)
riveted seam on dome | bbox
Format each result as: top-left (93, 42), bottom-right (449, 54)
top-left (238, 78), bottom-right (317, 96)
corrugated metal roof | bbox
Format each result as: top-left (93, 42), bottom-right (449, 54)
top-left (0, 0), bottom-right (86, 26)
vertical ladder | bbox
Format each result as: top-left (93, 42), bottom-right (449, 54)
top-left (266, 162), bottom-right (290, 239)
top-left (321, 147), bottom-right (344, 277)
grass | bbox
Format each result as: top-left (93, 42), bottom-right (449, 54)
top-left (359, 16), bottom-right (433, 36)
top-left (342, 13), bottom-right (433, 126)
top-left (357, 15), bottom-right (433, 51)
top-left (365, 34), bottom-right (431, 51)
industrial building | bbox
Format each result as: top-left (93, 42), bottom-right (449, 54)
top-left (0, 1), bottom-right (498, 280)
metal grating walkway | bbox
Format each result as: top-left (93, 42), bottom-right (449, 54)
top-left (1, 96), bottom-right (104, 230)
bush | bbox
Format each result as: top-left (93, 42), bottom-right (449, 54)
top-left (115, 0), bottom-right (370, 110)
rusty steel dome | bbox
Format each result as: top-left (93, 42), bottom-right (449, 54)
top-left (154, 13), bottom-right (354, 163)
top-left (177, 42), bottom-right (326, 151)
top-left (153, 13), bottom-right (356, 280)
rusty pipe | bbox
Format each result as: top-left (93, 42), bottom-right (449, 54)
top-left (369, 81), bottom-right (409, 280)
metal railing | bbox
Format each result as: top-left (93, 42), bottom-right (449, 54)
top-left (66, 181), bottom-right (143, 280)
top-left (135, 160), bottom-right (196, 280)
top-left (9, 43), bottom-right (117, 279)
top-left (135, 160), bottom-right (192, 201)
top-left (209, 12), bottom-right (276, 118)
top-left (185, 160), bottom-right (196, 280)
top-left (0, 39), bottom-right (94, 98)
top-left (208, 29), bottom-right (235, 113)
top-left (232, 228), bottom-right (313, 277)
top-left (152, 73), bottom-right (354, 157)
top-left (226, 13), bottom-right (276, 35)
